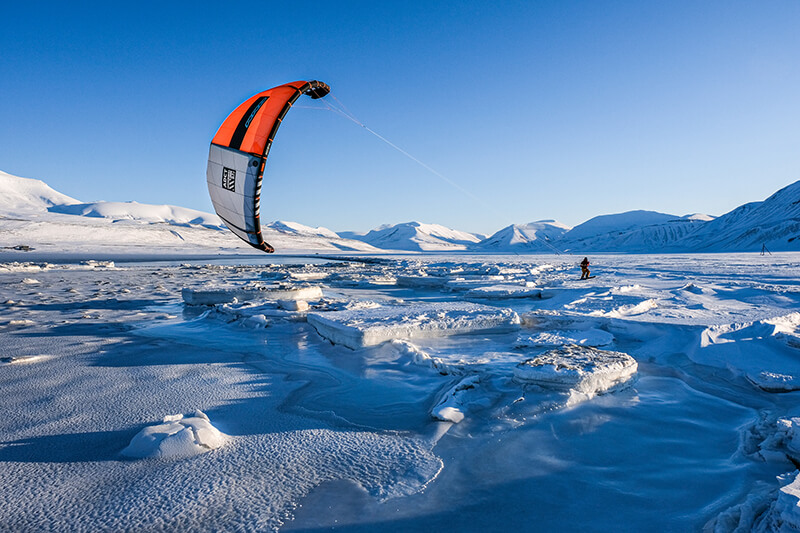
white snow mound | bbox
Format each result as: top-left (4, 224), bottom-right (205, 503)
top-left (121, 410), bottom-right (227, 459)
top-left (50, 201), bottom-right (223, 228)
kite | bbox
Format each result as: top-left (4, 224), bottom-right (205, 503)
top-left (206, 80), bottom-right (330, 252)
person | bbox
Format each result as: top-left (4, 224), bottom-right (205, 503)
top-left (580, 257), bottom-right (590, 279)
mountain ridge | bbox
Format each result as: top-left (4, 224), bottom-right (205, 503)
top-left (2, 169), bottom-right (798, 254)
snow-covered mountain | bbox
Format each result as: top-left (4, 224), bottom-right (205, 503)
top-left (265, 220), bottom-right (341, 240)
top-left (563, 210), bottom-right (679, 242)
top-left (0, 170), bottom-right (379, 255)
top-left (676, 181), bottom-right (800, 252)
top-left (476, 220), bottom-right (570, 252)
top-left (3, 168), bottom-right (799, 255)
top-left (557, 212), bottom-right (712, 253)
top-left (0, 170), bottom-right (80, 211)
top-left (343, 221), bottom-right (485, 251)
top-left (553, 182), bottom-right (800, 253)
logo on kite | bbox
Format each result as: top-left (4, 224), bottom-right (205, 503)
top-left (222, 167), bottom-right (236, 192)
top-left (205, 80), bottom-right (331, 254)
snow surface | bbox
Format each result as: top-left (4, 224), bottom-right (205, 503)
top-left (4, 169), bottom-right (800, 531)
top-left (3, 252), bottom-right (800, 531)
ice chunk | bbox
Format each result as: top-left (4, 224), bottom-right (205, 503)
top-left (431, 375), bottom-right (481, 423)
top-left (307, 302), bottom-right (520, 349)
top-left (396, 276), bottom-right (448, 288)
top-left (702, 313), bottom-right (800, 348)
top-left (513, 345), bottom-right (637, 397)
top-left (754, 472), bottom-right (800, 532)
top-left (391, 340), bottom-right (460, 375)
top-left (773, 473), bottom-right (800, 529)
top-left (241, 314), bottom-right (270, 328)
top-left (590, 298), bottom-right (658, 318)
top-left (278, 299), bottom-right (309, 312)
top-left (465, 284), bottom-right (544, 299)
top-left (746, 371), bottom-right (800, 392)
top-left (182, 285), bottom-right (323, 305)
top-left (121, 410), bottom-right (227, 459)
top-left (515, 328), bottom-right (614, 348)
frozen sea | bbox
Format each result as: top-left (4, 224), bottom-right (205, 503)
top-left (2, 253), bottom-right (800, 532)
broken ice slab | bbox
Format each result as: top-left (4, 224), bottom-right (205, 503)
top-left (181, 285), bottom-right (323, 305)
top-left (445, 278), bottom-right (505, 292)
top-left (515, 328), bottom-right (614, 348)
top-left (465, 284), bottom-right (545, 299)
top-left (513, 345), bottom-right (637, 396)
top-left (396, 276), bottom-right (448, 288)
top-left (307, 301), bottom-right (520, 349)
top-left (746, 371), bottom-right (800, 392)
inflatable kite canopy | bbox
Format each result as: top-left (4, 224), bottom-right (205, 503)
top-left (206, 80), bottom-right (330, 253)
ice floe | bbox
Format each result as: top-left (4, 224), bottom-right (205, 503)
top-left (465, 284), bottom-right (545, 299)
top-left (513, 345), bottom-right (638, 398)
top-left (307, 302), bottom-right (520, 349)
top-left (182, 285), bottom-right (323, 305)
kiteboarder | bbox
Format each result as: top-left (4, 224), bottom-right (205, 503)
top-left (580, 257), bottom-right (591, 279)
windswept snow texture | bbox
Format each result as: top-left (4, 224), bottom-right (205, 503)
top-left (3, 252), bottom-right (800, 532)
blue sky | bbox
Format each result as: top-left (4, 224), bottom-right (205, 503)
top-left (2, 1), bottom-right (799, 235)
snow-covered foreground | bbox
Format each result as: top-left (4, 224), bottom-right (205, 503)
top-left (2, 253), bottom-right (800, 531)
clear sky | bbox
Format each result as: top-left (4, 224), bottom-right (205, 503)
top-left (2, 1), bottom-right (799, 235)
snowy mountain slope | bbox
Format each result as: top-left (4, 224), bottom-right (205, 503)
top-left (476, 220), bottom-right (571, 252)
top-left (678, 181), bottom-right (800, 252)
top-left (3, 168), bottom-right (799, 255)
top-left (563, 210), bottom-right (679, 242)
top-left (347, 221), bottom-right (485, 251)
top-left (49, 201), bottom-right (224, 229)
top-left (0, 170), bottom-right (380, 255)
top-left (0, 170), bottom-right (80, 212)
top-left (265, 220), bottom-right (341, 240)
top-left (563, 217), bottom-right (708, 252)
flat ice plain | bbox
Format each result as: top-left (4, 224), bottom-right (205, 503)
top-left (2, 252), bottom-right (800, 531)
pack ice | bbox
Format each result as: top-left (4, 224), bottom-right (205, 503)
top-left (307, 301), bottom-right (521, 349)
